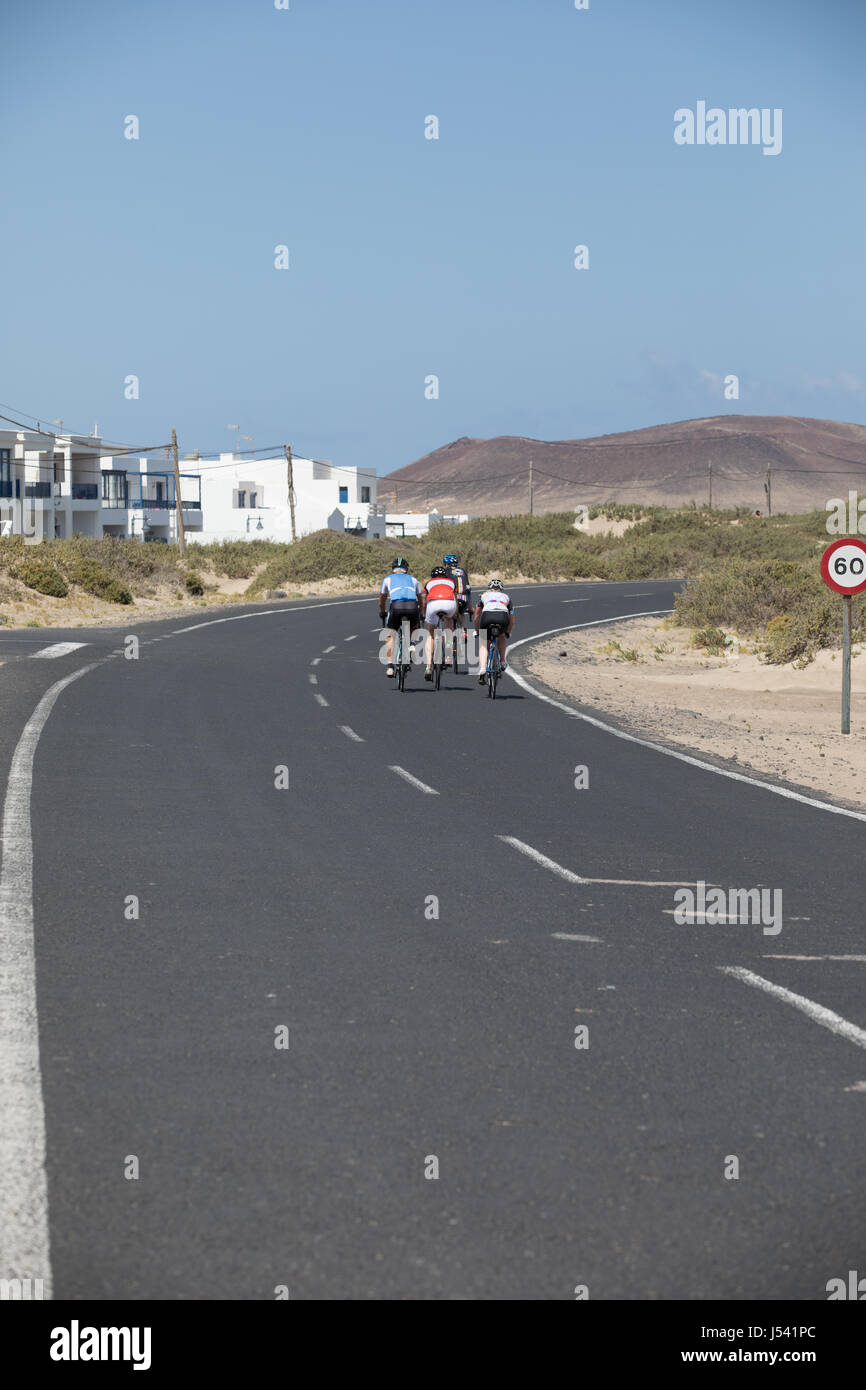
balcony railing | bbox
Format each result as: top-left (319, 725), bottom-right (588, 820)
top-left (71, 483), bottom-right (99, 501)
top-left (26, 481), bottom-right (53, 499)
top-left (128, 497), bottom-right (201, 510)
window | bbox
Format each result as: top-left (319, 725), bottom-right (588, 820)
top-left (155, 481), bottom-right (164, 502)
top-left (102, 471), bottom-right (128, 507)
top-left (238, 490), bottom-right (246, 509)
top-left (0, 448), bottom-right (9, 482)
top-left (249, 491), bottom-right (257, 508)
top-left (361, 487), bottom-right (370, 503)
top-left (339, 485), bottom-right (349, 503)
top-left (53, 451), bottom-right (65, 483)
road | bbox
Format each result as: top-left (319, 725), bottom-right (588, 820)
top-left (1, 579), bottom-right (864, 1300)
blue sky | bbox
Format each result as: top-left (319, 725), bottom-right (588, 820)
top-left (1, 0), bottom-right (864, 475)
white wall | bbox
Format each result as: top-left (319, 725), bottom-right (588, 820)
top-left (182, 454), bottom-right (378, 544)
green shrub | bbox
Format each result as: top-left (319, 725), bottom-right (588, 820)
top-left (16, 555), bottom-right (68, 597)
top-left (69, 558), bottom-right (132, 604)
top-left (761, 611), bottom-right (831, 667)
top-left (184, 571), bottom-right (205, 596)
top-left (693, 626), bottom-right (728, 654)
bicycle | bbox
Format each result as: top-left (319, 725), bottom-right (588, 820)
top-left (485, 622), bottom-right (504, 699)
top-left (393, 617), bottom-right (414, 692)
top-left (431, 615), bottom-right (455, 691)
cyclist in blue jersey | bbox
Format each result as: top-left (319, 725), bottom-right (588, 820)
top-left (378, 557), bottom-right (424, 678)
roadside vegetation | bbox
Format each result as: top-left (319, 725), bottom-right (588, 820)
top-left (0, 507), bottom-right (851, 662)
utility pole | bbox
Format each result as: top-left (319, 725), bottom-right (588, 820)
top-left (284, 444), bottom-right (297, 541)
top-left (764, 464), bottom-right (772, 516)
top-left (171, 427), bottom-right (186, 557)
top-left (529, 459), bottom-right (534, 516)
top-left (707, 459), bottom-right (712, 510)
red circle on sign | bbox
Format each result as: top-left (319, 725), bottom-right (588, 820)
top-left (821, 538), bottom-right (866, 595)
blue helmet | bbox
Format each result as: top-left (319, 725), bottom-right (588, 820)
top-left (444, 553), bottom-right (459, 565)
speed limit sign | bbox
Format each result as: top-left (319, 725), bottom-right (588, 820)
top-left (821, 538), bottom-right (866, 595)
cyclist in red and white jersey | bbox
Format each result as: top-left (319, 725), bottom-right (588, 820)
top-left (422, 565), bottom-right (457, 681)
top-left (474, 579), bottom-right (514, 684)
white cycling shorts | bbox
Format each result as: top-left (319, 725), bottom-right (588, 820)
top-left (425, 599), bottom-right (457, 626)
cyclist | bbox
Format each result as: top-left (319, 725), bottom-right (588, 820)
top-left (422, 565), bottom-right (458, 681)
top-left (443, 553), bottom-right (471, 630)
top-left (379, 557), bottom-right (424, 678)
top-left (474, 578), bottom-right (514, 684)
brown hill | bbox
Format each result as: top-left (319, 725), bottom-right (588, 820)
top-left (381, 416), bottom-right (866, 515)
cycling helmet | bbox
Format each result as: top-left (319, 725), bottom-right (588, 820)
top-left (430, 565), bottom-right (447, 578)
top-left (444, 553), bottom-right (459, 565)
top-left (392, 556), bottom-right (409, 571)
top-left (488, 579), bottom-right (504, 590)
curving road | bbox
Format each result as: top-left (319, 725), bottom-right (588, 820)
top-left (1, 579), bottom-right (864, 1300)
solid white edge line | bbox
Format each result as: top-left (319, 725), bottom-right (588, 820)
top-left (339, 726), bottom-right (365, 742)
top-left (172, 595), bottom-right (373, 635)
top-left (0, 660), bottom-right (99, 1293)
top-left (388, 766), bottom-right (439, 795)
top-left (720, 966), bottom-right (866, 1051)
top-left (507, 613), bottom-right (866, 825)
top-left (497, 835), bottom-right (587, 884)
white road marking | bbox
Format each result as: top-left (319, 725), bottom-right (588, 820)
top-left (339, 726), bottom-right (365, 742)
top-left (344, 635), bottom-right (357, 642)
top-left (499, 837), bottom-right (692, 887)
top-left (562, 598), bottom-right (592, 603)
top-left (622, 592), bottom-right (655, 597)
top-left (388, 766), bottom-right (439, 795)
top-left (0, 661), bottom-right (98, 1293)
top-left (314, 693), bottom-right (329, 706)
top-left (507, 615), bottom-right (866, 825)
top-left (323, 645), bottom-right (336, 653)
top-left (720, 966), bottom-right (866, 1052)
top-left (552, 933), bottom-right (603, 942)
top-left (30, 643), bottom-right (87, 659)
top-left (310, 658), bottom-right (321, 666)
top-left (764, 954), bottom-right (866, 963)
top-left (308, 674), bottom-right (318, 685)
top-left (497, 836), bottom-right (586, 883)
top-left (172, 595), bottom-right (373, 635)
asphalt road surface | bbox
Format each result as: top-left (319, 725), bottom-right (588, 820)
top-left (1, 579), bottom-right (864, 1300)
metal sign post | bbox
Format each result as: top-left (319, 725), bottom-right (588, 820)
top-left (820, 538), bottom-right (866, 735)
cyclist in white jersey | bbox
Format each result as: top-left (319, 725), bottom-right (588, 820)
top-left (474, 579), bottom-right (514, 684)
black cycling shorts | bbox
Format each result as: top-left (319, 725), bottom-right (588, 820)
top-left (480, 611), bottom-right (509, 637)
top-left (387, 601), bottom-right (420, 631)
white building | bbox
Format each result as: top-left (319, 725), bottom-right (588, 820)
top-left (178, 453), bottom-right (380, 545)
top-left (384, 509), bottom-right (473, 539)
top-left (99, 455), bottom-right (203, 543)
top-left (1, 428), bottom-right (107, 541)
top-left (1, 429), bottom-right (380, 545)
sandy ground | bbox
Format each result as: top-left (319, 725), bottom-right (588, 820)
top-left (0, 569), bottom-right (382, 631)
top-left (524, 615), bottom-right (866, 811)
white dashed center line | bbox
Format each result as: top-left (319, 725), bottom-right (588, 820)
top-left (308, 674), bottom-right (318, 684)
top-left (388, 766), bottom-right (439, 795)
top-left (720, 966), bottom-right (866, 1051)
top-left (314, 693), bottom-right (329, 707)
top-left (339, 726), bottom-right (365, 742)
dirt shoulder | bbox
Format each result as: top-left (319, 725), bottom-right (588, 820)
top-left (522, 615), bottom-right (866, 812)
top-left (0, 571), bottom-right (380, 631)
